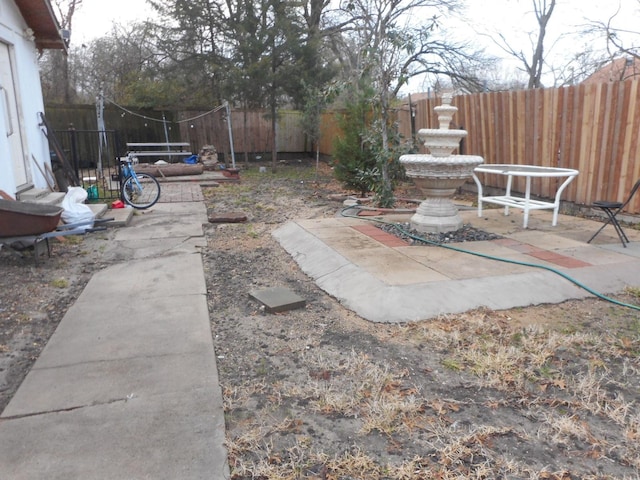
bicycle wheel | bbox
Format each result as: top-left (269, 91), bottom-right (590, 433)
top-left (121, 173), bottom-right (161, 209)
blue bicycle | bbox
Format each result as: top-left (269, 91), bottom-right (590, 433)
top-left (119, 155), bottom-right (161, 209)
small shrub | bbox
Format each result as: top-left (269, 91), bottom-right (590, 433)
top-left (332, 95), bottom-right (377, 196)
top-left (50, 278), bottom-right (69, 288)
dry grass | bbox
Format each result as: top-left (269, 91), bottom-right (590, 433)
top-left (219, 305), bottom-right (640, 479)
top-left (220, 312), bottom-right (640, 479)
top-left (204, 163), bottom-right (640, 479)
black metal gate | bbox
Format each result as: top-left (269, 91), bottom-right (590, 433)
top-left (53, 127), bottom-right (125, 202)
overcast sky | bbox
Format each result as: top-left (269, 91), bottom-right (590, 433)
top-left (71, 0), bottom-right (154, 43)
top-left (70, 0), bottom-right (638, 91)
top-left (71, 0), bottom-right (638, 46)
top-left (462, 0), bottom-right (637, 57)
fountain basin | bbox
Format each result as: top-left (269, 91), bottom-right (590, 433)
top-left (400, 154), bottom-right (484, 233)
top-left (416, 129), bottom-right (467, 157)
top-left (401, 154), bottom-right (483, 178)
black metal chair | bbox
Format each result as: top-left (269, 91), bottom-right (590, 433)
top-left (587, 178), bottom-right (640, 247)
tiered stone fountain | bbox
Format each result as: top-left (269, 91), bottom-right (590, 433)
top-left (400, 95), bottom-right (484, 233)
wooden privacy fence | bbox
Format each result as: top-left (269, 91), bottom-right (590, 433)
top-left (393, 81), bottom-right (640, 214)
top-left (45, 105), bottom-right (309, 161)
top-left (176, 108), bottom-right (308, 160)
top-left (45, 104), bottom-right (184, 150)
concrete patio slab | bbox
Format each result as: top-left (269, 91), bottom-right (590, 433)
top-left (274, 207), bottom-right (640, 323)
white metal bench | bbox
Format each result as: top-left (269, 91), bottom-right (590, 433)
top-left (126, 142), bottom-right (193, 163)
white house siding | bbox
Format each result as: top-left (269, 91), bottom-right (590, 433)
top-left (0, 1), bottom-right (52, 197)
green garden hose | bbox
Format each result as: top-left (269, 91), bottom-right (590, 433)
top-left (340, 205), bottom-right (640, 312)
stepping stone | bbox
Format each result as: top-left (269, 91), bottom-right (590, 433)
top-left (221, 168), bottom-right (240, 179)
top-left (249, 287), bottom-right (306, 313)
top-left (357, 209), bottom-right (383, 216)
top-left (208, 212), bottom-right (247, 223)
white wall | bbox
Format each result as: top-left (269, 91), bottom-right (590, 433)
top-left (0, 1), bottom-right (54, 196)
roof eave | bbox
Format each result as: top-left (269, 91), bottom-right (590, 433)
top-left (14, 0), bottom-right (67, 52)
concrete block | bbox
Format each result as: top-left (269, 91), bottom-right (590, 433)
top-left (103, 206), bottom-right (134, 227)
top-left (249, 287), bottom-right (306, 313)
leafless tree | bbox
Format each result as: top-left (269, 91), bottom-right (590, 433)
top-left (73, 23), bottom-right (161, 104)
top-left (50, 0), bottom-right (83, 102)
top-left (329, 0), bottom-right (486, 204)
top-left (582, 2), bottom-right (640, 65)
top-left (548, 46), bottom-right (610, 86)
top-left (51, 0), bottom-right (83, 32)
top-left (484, 0), bottom-right (556, 89)
top-left (526, 0), bottom-right (555, 88)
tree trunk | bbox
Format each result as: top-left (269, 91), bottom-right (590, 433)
top-left (243, 106), bottom-right (249, 168)
top-left (271, 99), bottom-right (278, 173)
top-left (379, 90), bottom-right (392, 206)
top-left (528, 0), bottom-right (556, 89)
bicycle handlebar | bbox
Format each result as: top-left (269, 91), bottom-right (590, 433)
top-left (119, 154), bottom-right (139, 165)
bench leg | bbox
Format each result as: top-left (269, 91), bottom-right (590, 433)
top-left (472, 173), bottom-right (483, 217)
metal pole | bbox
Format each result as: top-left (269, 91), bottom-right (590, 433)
top-left (162, 112), bottom-right (170, 150)
top-left (95, 90), bottom-right (106, 172)
top-left (225, 101), bottom-right (236, 169)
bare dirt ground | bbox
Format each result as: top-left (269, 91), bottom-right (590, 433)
top-left (0, 230), bottom-right (110, 413)
top-left (2, 160), bottom-right (640, 479)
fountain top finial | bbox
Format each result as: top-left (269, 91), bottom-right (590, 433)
top-left (433, 94), bottom-right (458, 132)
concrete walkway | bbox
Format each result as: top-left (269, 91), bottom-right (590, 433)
top-left (0, 195), bottom-right (229, 479)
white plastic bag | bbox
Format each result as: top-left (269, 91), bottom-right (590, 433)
top-left (61, 186), bottom-right (95, 227)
